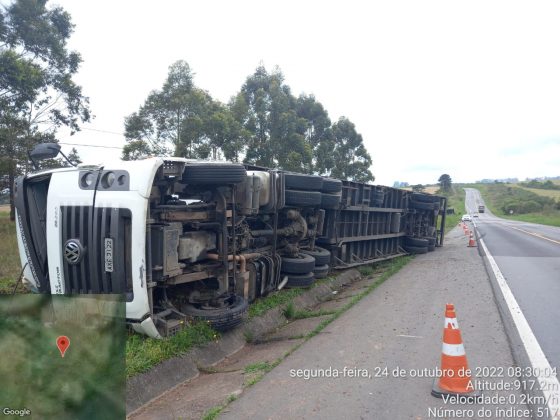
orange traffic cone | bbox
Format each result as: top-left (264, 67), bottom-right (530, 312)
top-left (468, 232), bottom-right (476, 247)
top-left (432, 304), bottom-right (479, 399)
top-left (464, 227), bottom-right (470, 236)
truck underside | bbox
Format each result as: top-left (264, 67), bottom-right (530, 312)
top-left (14, 158), bottom-right (446, 338)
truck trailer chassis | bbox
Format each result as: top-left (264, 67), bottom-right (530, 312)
top-left (14, 157), bottom-right (446, 338)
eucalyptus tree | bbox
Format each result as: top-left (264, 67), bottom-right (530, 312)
top-left (0, 0), bottom-right (91, 219)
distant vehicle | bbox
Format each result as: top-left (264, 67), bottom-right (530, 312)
top-left (462, 215), bottom-right (472, 222)
top-left (473, 214), bottom-right (479, 218)
top-left (478, 205), bottom-right (485, 213)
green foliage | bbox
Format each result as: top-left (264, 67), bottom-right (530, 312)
top-left (438, 185), bottom-right (465, 232)
top-left (123, 61), bottom-right (246, 162)
top-left (126, 322), bottom-right (217, 377)
top-left (234, 66), bottom-right (312, 171)
top-left (519, 179), bottom-right (560, 190)
top-left (0, 211), bottom-right (23, 293)
top-left (248, 288), bottom-right (304, 318)
top-left (282, 301), bottom-right (295, 319)
top-left (411, 184), bottom-right (425, 192)
top-left (202, 405), bottom-right (223, 420)
top-left (478, 183), bottom-right (555, 215)
top-left (125, 62), bottom-right (374, 180)
top-left (329, 117), bottom-right (374, 182)
top-left (438, 174), bottom-right (452, 192)
top-left (0, 0), bottom-right (90, 219)
top-left (244, 361), bottom-right (272, 373)
top-left (475, 183), bottom-right (560, 226)
top-left (0, 296), bottom-right (126, 418)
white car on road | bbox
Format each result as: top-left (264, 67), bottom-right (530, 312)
top-left (461, 214), bottom-right (472, 222)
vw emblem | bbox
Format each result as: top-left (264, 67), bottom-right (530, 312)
top-left (64, 239), bottom-right (83, 265)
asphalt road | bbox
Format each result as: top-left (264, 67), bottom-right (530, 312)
top-left (464, 188), bottom-right (560, 373)
top-left (221, 228), bottom-right (525, 419)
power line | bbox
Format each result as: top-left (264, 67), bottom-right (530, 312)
top-left (80, 127), bottom-right (124, 136)
top-left (59, 142), bottom-right (123, 150)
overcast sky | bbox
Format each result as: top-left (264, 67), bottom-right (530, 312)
top-left (53, 0), bottom-right (560, 186)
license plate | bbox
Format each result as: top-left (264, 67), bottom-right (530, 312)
top-left (104, 238), bottom-right (114, 272)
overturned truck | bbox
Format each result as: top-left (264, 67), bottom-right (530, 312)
top-left (14, 152), bottom-right (446, 338)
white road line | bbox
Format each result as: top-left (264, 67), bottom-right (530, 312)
top-left (396, 334), bottom-right (423, 338)
top-left (479, 238), bottom-right (560, 419)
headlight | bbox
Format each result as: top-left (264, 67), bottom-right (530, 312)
top-left (81, 172), bottom-right (95, 188)
top-left (101, 171), bottom-right (115, 189)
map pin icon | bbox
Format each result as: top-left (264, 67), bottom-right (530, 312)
top-left (57, 336), bottom-right (70, 358)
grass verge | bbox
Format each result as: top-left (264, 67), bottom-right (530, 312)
top-left (0, 211), bottom-right (26, 293)
top-left (248, 288), bottom-right (304, 319)
top-left (439, 186), bottom-right (466, 233)
top-left (473, 183), bottom-right (560, 227)
top-left (126, 322), bottom-right (218, 377)
top-left (201, 394), bottom-right (238, 420)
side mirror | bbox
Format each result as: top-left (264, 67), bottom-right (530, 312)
top-left (29, 143), bottom-right (61, 160)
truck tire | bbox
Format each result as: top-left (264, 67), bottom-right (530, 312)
top-left (281, 254), bottom-right (316, 274)
top-left (285, 190), bottom-right (322, 207)
top-left (428, 244), bottom-right (436, 252)
top-left (182, 294), bottom-right (248, 331)
top-left (409, 200), bottom-right (434, 211)
top-left (284, 173), bottom-right (323, 191)
top-left (320, 193), bottom-right (341, 209)
top-left (321, 178), bottom-right (342, 193)
top-left (182, 163), bottom-right (247, 184)
top-left (300, 247), bottom-right (331, 266)
top-left (313, 264), bottom-right (329, 279)
top-left (285, 272), bottom-right (315, 288)
top-left (411, 193), bottom-right (439, 203)
top-left (404, 245), bottom-right (428, 255)
top-left (405, 237), bottom-right (429, 247)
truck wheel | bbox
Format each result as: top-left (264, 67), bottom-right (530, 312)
top-left (285, 190), bottom-right (322, 207)
top-left (313, 264), bottom-right (329, 279)
top-left (300, 247), bottom-right (331, 266)
top-left (182, 163), bottom-right (247, 184)
top-left (428, 244), bottom-right (436, 252)
top-left (409, 200), bottom-right (434, 211)
top-left (321, 178), bottom-right (342, 193)
top-left (281, 254), bottom-right (316, 274)
top-left (404, 245), bottom-right (428, 254)
top-left (404, 237), bottom-right (429, 247)
top-left (411, 193), bottom-right (439, 203)
top-left (320, 193), bottom-right (341, 209)
top-left (285, 272), bottom-right (315, 288)
top-left (284, 173), bottom-right (323, 191)
top-left (182, 294), bottom-right (248, 331)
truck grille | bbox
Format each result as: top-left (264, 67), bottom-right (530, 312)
top-left (61, 206), bottom-right (132, 294)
